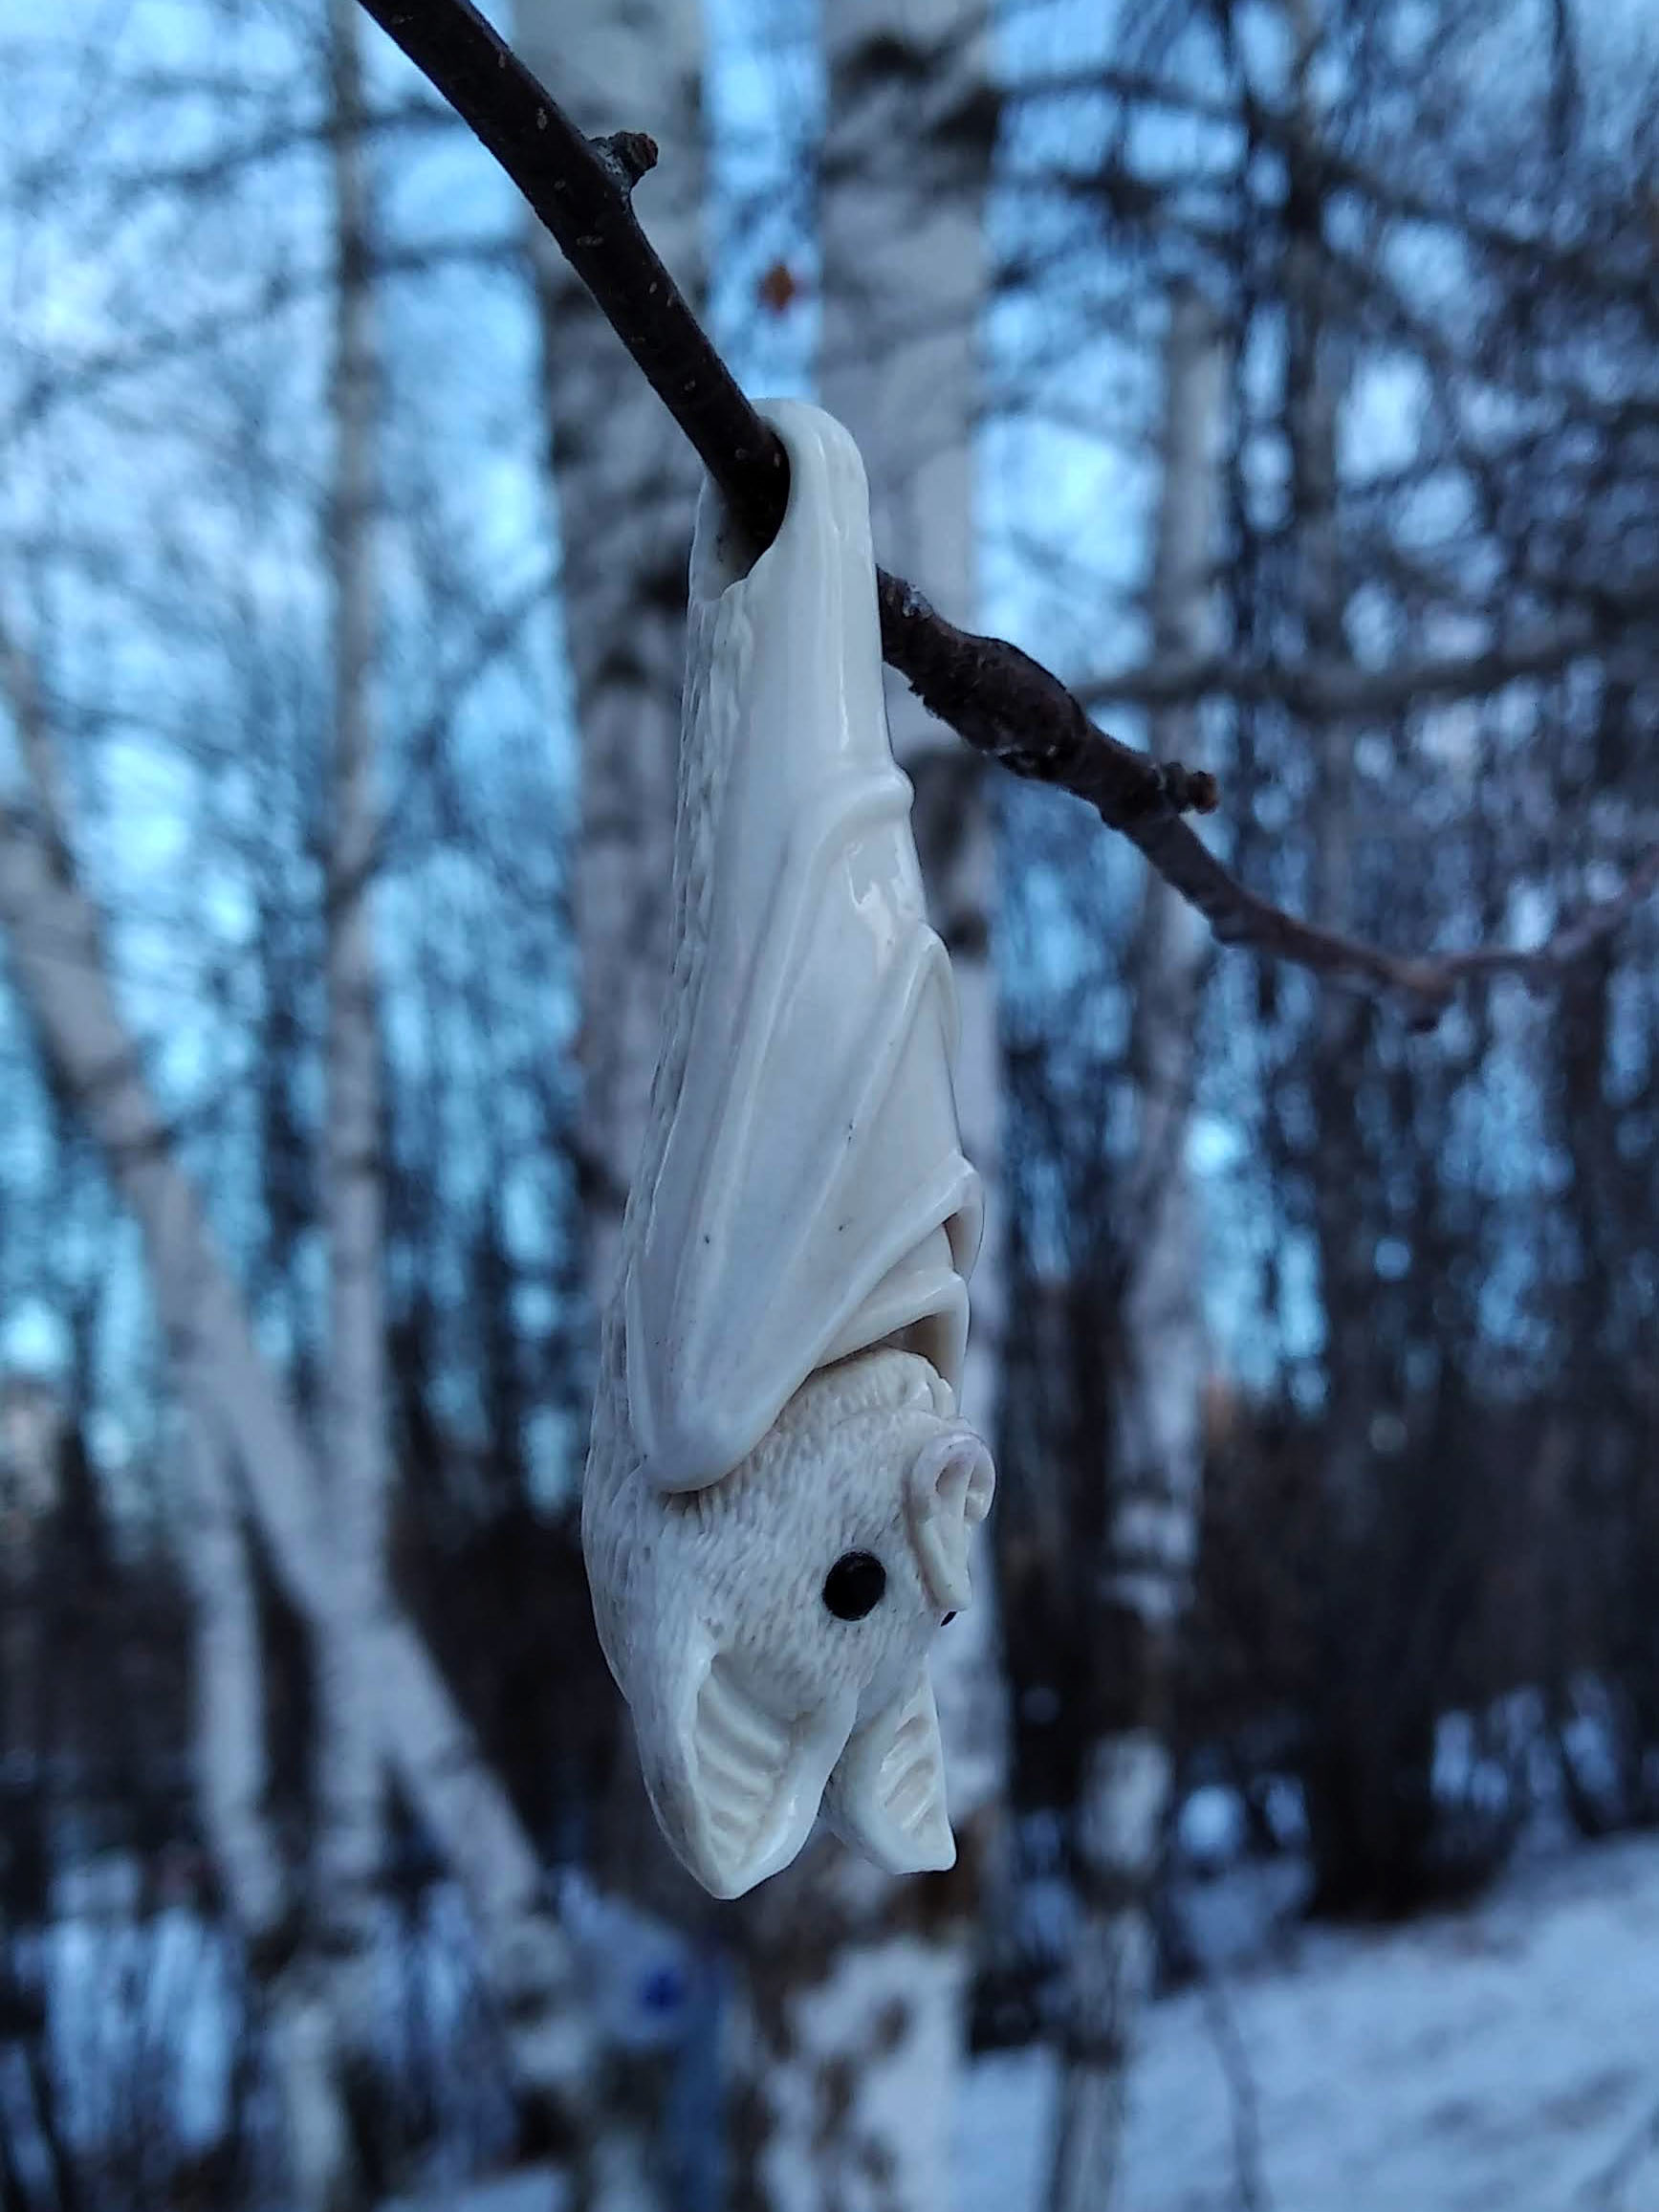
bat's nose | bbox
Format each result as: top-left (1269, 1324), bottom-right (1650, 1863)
top-left (906, 1426), bottom-right (994, 1612)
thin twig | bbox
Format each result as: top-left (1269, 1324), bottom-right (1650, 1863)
top-left (352, 0), bottom-right (1658, 1020)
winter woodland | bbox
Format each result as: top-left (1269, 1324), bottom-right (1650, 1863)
top-left (0, 0), bottom-right (1656, 2207)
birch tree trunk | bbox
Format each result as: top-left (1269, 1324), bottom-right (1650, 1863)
top-left (515, 0), bottom-right (706, 1316)
top-left (513, 6), bottom-right (710, 2199)
top-left (0, 781), bottom-right (596, 2166)
top-left (726, 12), bottom-right (1007, 2206)
top-left (313, 0), bottom-right (389, 2150)
top-left (1047, 285), bottom-right (1225, 2212)
top-left (176, 1393), bottom-right (284, 1948)
top-left (178, 1390), bottom-right (360, 2212)
top-left (1281, 0), bottom-right (1378, 1910)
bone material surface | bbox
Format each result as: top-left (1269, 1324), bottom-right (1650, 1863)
top-left (581, 400), bottom-right (994, 1898)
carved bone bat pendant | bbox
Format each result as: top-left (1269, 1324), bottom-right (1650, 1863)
top-left (581, 400), bottom-right (994, 1899)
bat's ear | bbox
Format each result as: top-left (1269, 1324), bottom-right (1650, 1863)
top-left (821, 1665), bottom-right (955, 1877)
top-left (636, 1634), bottom-right (857, 1899)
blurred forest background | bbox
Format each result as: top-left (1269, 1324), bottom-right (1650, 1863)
top-left (0, 0), bottom-right (1656, 2207)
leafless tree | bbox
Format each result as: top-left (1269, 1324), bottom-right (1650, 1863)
top-left (1049, 283), bottom-right (1226, 2212)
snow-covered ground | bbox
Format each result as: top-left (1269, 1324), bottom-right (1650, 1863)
top-left (23, 1809), bottom-right (1659, 2211)
top-left (958, 1831), bottom-right (1659, 2212)
top-left (386, 1829), bottom-right (1659, 2212)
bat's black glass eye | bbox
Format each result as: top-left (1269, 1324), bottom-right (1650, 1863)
top-left (822, 1550), bottom-right (886, 1621)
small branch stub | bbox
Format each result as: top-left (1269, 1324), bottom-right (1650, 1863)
top-left (593, 129), bottom-right (658, 191)
top-left (1158, 763), bottom-right (1220, 817)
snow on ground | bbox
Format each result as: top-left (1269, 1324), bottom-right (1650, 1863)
top-left (958, 1832), bottom-right (1659, 2212)
top-left (32, 1808), bottom-right (1659, 2211)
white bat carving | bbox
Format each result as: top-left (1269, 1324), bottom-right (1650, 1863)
top-left (582, 399), bottom-right (994, 1900)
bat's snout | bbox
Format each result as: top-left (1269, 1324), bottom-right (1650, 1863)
top-left (906, 1425), bottom-right (994, 1614)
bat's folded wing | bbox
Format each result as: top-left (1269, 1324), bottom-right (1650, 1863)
top-left (624, 400), bottom-right (982, 1494)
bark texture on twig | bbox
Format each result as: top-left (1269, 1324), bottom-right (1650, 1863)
top-left (353, 0), bottom-right (1656, 1019)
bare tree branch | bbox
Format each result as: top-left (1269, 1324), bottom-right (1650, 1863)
top-left (351, 0), bottom-right (1658, 1019)
top-left (1082, 624), bottom-right (1604, 714)
top-left (14, 237), bottom-right (516, 432)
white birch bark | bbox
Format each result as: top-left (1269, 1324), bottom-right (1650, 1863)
top-left (727, 11), bottom-right (1006, 2206)
top-left (514, 8), bottom-right (709, 2200)
top-left (177, 1393), bottom-right (354, 2212)
top-left (515, 0), bottom-right (706, 1316)
top-left (1047, 285), bottom-right (1225, 2212)
top-left (731, 1859), bottom-right (967, 2212)
top-left (316, 0), bottom-right (388, 2102)
top-left (8, 570), bottom-right (360, 2201)
top-left (175, 1391), bottom-right (286, 1943)
top-left (0, 796), bottom-right (595, 2149)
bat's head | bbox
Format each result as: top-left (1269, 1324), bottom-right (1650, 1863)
top-left (585, 1347), bottom-right (993, 1899)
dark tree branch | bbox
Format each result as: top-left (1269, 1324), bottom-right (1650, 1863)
top-left (1082, 625), bottom-right (1609, 715)
top-left (352, 0), bottom-right (1657, 1021)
